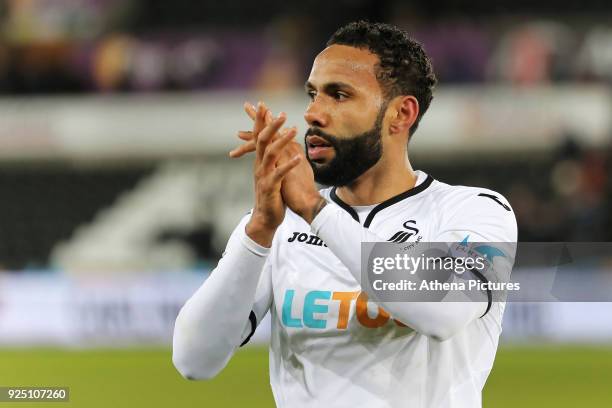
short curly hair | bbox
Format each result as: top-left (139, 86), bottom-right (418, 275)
top-left (327, 21), bottom-right (437, 137)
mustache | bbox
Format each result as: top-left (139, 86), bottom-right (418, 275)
top-left (304, 127), bottom-right (338, 147)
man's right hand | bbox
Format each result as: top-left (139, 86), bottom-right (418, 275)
top-left (244, 103), bottom-right (300, 247)
top-left (231, 103), bottom-right (324, 224)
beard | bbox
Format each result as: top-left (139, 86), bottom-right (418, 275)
top-left (304, 106), bottom-right (385, 187)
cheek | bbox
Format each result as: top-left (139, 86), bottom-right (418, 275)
top-left (332, 104), bottom-right (379, 136)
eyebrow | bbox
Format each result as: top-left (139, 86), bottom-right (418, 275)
top-left (304, 81), bottom-right (357, 93)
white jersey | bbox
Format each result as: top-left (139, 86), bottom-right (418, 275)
top-left (173, 171), bottom-right (517, 408)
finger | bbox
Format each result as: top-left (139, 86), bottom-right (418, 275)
top-left (244, 101), bottom-right (272, 126)
top-left (283, 141), bottom-right (303, 158)
top-left (259, 113), bottom-right (286, 145)
top-left (233, 126), bottom-right (289, 158)
top-left (261, 126), bottom-right (296, 170)
top-left (236, 124), bottom-right (285, 157)
top-left (244, 102), bottom-right (274, 125)
top-left (278, 136), bottom-right (298, 158)
top-left (229, 140), bottom-right (256, 158)
top-left (232, 128), bottom-right (285, 158)
top-left (261, 127), bottom-right (296, 169)
top-left (238, 130), bottom-right (253, 141)
top-left (256, 113), bottom-right (287, 162)
top-left (244, 102), bottom-right (257, 121)
top-left (240, 124), bottom-right (285, 143)
top-left (252, 102), bottom-right (268, 139)
top-left (272, 155), bottom-right (301, 183)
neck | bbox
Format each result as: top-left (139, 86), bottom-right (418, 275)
top-left (335, 153), bottom-right (417, 206)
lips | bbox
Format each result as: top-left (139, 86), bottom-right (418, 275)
top-left (305, 135), bottom-right (334, 162)
top-left (306, 136), bottom-right (333, 161)
top-left (306, 135), bottom-right (332, 148)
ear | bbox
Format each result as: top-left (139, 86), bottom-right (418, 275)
top-left (388, 96), bottom-right (419, 137)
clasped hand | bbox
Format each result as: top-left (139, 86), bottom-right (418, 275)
top-left (230, 102), bottom-right (324, 247)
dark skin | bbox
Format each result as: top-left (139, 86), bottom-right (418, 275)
top-left (230, 44), bottom-right (420, 246)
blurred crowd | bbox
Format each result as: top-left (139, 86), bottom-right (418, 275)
top-left (1, 0), bottom-right (612, 93)
top-left (428, 141), bottom-right (612, 242)
top-left (0, 0), bottom-right (611, 270)
top-left (514, 142), bottom-right (611, 242)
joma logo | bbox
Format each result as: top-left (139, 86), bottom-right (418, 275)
top-left (288, 232), bottom-right (327, 247)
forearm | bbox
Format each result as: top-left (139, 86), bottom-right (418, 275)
top-left (310, 204), bottom-right (485, 341)
top-left (172, 227), bottom-right (269, 379)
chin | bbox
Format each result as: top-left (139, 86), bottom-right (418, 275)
top-left (307, 156), bottom-right (329, 167)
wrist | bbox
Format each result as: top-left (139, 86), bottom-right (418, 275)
top-left (297, 194), bottom-right (327, 224)
top-left (245, 215), bottom-right (277, 248)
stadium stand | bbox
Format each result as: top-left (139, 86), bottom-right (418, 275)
top-left (51, 160), bottom-right (252, 272)
top-left (0, 164), bottom-right (152, 270)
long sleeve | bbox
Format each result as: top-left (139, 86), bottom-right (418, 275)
top-left (310, 197), bottom-right (516, 341)
top-left (172, 214), bottom-right (273, 379)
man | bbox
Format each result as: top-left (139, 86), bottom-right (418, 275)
top-left (173, 21), bottom-right (517, 407)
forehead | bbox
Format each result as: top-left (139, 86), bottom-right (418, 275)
top-left (308, 44), bottom-right (380, 89)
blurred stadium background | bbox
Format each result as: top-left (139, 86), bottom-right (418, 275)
top-left (0, 0), bottom-right (611, 407)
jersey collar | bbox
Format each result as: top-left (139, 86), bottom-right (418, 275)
top-left (329, 174), bottom-right (434, 228)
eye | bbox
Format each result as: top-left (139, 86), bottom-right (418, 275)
top-left (333, 91), bottom-right (349, 101)
top-left (307, 90), bottom-right (317, 100)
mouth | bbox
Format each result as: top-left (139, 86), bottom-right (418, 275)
top-left (306, 136), bottom-right (333, 161)
top-left (306, 135), bottom-right (332, 149)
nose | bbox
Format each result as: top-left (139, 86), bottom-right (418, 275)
top-left (304, 100), bottom-right (329, 128)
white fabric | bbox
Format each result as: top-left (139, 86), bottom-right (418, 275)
top-left (173, 170), bottom-right (517, 407)
top-left (172, 214), bottom-right (272, 379)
